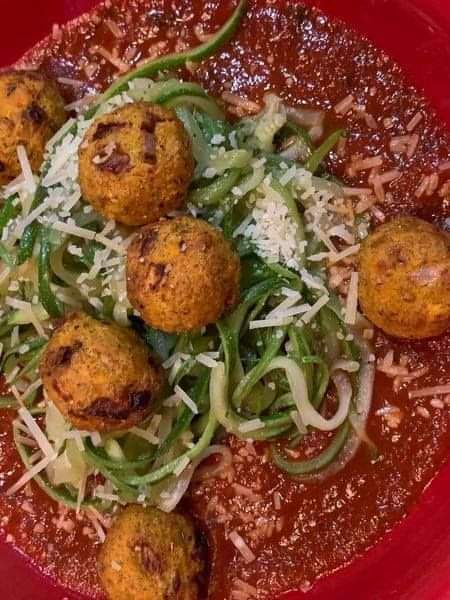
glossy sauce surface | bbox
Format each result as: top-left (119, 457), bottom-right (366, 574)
top-left (1, 1), bottom-right (450, 598)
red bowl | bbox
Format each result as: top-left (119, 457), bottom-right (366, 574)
top-left (1, 1), bottom-right (450, 599)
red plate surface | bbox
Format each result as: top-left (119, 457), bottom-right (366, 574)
top-left (1, 1), bottom-right (450, 599)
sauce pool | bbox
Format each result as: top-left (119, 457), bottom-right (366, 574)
top-left (1, 0), bottom-right (450, 598)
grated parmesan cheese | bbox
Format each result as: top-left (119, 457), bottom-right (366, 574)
top-left (16, 145), bottom-right (36, 193)
top-left (6, 455), bottom-right (54, 496)
top-left (244, 183), bottom-right (302, 270)
top-left (18, 407), bottom-right (56, 459)
top-left (409, 384), bottom-right (450, 399)
top-left (51, 220), bottom-right (96, 240)
top-left (344, 272), bottom-right (359, 325)
top-left (196, 353), bottom-right (219, 368)
top-left (130, 427), bottom-right (159, 445)
top-left (229, 530), bottom-right (256, 563)
top-left (300, 294), bottom-right (329, 324)
top-left (174, 385), bottom-right (199, 415)
top-left (329, 244), bottom-right (361, 265)
top-left (273, 491), bottom-right (282, 510)
top-left (249, 317), bottom-right (293, 330)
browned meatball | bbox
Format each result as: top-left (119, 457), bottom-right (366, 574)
top-left (40, 312), bottom-right (163, 432)
top-left (78, 102), bottom-right (194, 226)
top-left (98, 505), bottom-right (204, 600)
top-left (0, 69), bottom-right (66, 184)
top-left (358, 216), bottom-right (450, 339)
top-left (126, 216), bottom-right (240, 333)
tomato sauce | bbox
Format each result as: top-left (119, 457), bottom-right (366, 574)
top-left (1, 1), bottom-right (450, 598)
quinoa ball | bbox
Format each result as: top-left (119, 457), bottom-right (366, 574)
top-left (78, 102), bottom-right (194, 226)
top-left (358, 216), bottom-right (450, 339)
top-left (0, 69), bottom-right (66, 184)
top-left (126, 216), bottom-right (241, 333)
top-left (40, 312), bottom-right (163, 432)
top-left (98, 505), bottom-right (205, 600)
